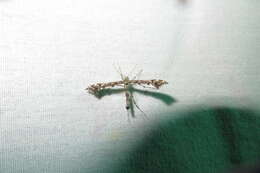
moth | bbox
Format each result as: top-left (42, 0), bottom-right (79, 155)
top-left (86, 66), bottom-right (168, 117)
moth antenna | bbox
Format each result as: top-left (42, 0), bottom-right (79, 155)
top-left (132, 95), bottom-right (148, 119)
top-left (132, 69), bottom-right (143, 80)
top-left (113, 63), bottom-right (124, 80)
top-left (127, 64), bottom-right (137, 78)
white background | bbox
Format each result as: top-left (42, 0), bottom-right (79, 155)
top-left (0, 0), bottom-right (260, 172)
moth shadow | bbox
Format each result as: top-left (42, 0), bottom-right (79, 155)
top-left (90, 86), bottom-right (176, 119)
top-left (91, 86), bottom-right (176, 106)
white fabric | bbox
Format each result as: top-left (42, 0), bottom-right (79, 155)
top-left (0, 0), bottom-right (259, 172)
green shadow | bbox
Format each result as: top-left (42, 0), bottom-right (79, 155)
top-left (89, 86), bottom-right (176, 105)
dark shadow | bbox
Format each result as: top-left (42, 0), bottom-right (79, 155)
top-left (89, 85), bottom-right (176, 118)
top-left (226, 163), bottom-right (260, 173)
top-left (105, 106), bottom-right (260, 173)
top-left (214, 108), bottom-right (242, 165)
top-left (133, 87), bottom-right (176, 105)
top-left (90, 86), bottom-right (176, 105)
top-left (91, 88), bottom-right (126, 99)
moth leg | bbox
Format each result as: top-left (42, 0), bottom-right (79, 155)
top-left (113, 63), bottom-right (125, 80)
top-left (131, 69), bottom-right (143, 80)
top-left (131, 95), bottom-right (148, 118)
top-left (125, 90), bottom-right (135, 118)
top-left (127, 108), bottom-right (131, 123)
top-left (127, 64), bottom-right (137, 78)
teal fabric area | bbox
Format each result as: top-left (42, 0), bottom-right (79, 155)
top-left (112, 107), bottom-right (260, 173)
